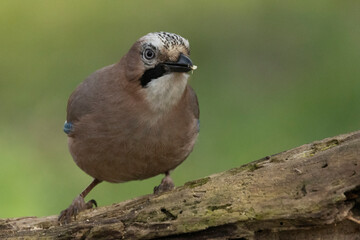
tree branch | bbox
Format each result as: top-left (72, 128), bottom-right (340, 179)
top-left (1, 131), bottom-right (360, 239)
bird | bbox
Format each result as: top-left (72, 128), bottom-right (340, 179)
top-left (58, 32), bottom-right (199, 223)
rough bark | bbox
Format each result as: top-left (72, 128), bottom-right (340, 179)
top-left (1, 131), bottom-right (360, 239)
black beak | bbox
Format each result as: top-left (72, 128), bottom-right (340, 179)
top-left (163, 53), bottom-right (197, 73)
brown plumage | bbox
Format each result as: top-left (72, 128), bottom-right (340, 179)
top-left (59, 32), bottom-right (199, 223)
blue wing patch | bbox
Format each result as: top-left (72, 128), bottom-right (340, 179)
top-left (63, 121), bottom-right (73, 134)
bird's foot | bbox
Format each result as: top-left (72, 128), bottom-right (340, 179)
top-left (58, 195), bottom-right (97, 224)
top-left (154, 174), bottom-right (175, 194)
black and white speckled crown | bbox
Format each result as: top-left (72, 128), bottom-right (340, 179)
top-left (140, 32), bottom-right (190, 50)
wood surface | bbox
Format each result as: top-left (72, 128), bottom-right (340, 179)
top-left (1, 131), bottom-right (360, 239)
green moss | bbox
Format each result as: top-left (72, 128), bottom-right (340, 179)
top-left (133, 210), bottom-right (160, 222)
top-left (269, 157), bottom-right (285, 163)
top-left (177, 221), bottom-right (209, 232)
top-left (184, 177), bottom-right (210, 188)
top-left (35, 221), bottom-right (53, 230)
top-left (228, 163), bottom-right (262, 175)
top-left (207, 204), bottom-right (232, 211)
top-left (248, 163), bottom-right (262, 171)
top-left (331, 194), bottom-right (346, 203)
top-left (228, 166), bottom-right (248, 175)
top-left (254, 212), bottom-right (270, 220)
top-left (306, 139), bottom-right (340, 157)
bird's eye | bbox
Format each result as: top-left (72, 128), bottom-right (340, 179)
top-left (144, 48), bottom-right (156, 60)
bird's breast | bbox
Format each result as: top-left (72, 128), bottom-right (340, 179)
top-left (68, 105), bottom-right (198, 183)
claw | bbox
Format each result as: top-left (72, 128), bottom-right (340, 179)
top-left (88, 199), bottom-right (97, 208)
top-left (58, 195), bottom-right (97, 224)
top-left (154, 173), bottom-right (175, 194)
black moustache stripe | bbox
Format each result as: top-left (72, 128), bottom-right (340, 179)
top-left (140, 64), bottom-right (168, 88)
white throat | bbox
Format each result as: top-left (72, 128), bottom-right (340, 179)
top-left (144, 73), bottom-right (188, 113)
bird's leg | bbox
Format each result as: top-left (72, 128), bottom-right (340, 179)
top-left (154, 171), bottom-right (175, 194)
top-left (58, 178), bottom-right (102, 223)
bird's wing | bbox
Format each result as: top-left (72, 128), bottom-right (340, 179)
top-left (66, 65), bottom-right (114, 124)
top-left (187, 85), bottom-right (199, 119)
top-left (66, 80), bottom-right (96, 123)
top-left (186, 85), bottom-right (200, 133)
top-left (64, 73), bottom-right (104, 135)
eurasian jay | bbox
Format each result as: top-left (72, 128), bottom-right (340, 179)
top-left (59, 32), bottom-right (199, 223)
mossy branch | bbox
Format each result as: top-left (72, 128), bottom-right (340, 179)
top-left (1, 131), bottom-right (360, 239)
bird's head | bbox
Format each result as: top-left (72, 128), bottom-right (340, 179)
top-left (123, 32), bottom-right (197, 112)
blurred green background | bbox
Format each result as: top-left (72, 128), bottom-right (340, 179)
top-left (1, 1), bottom-right (360, 218)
